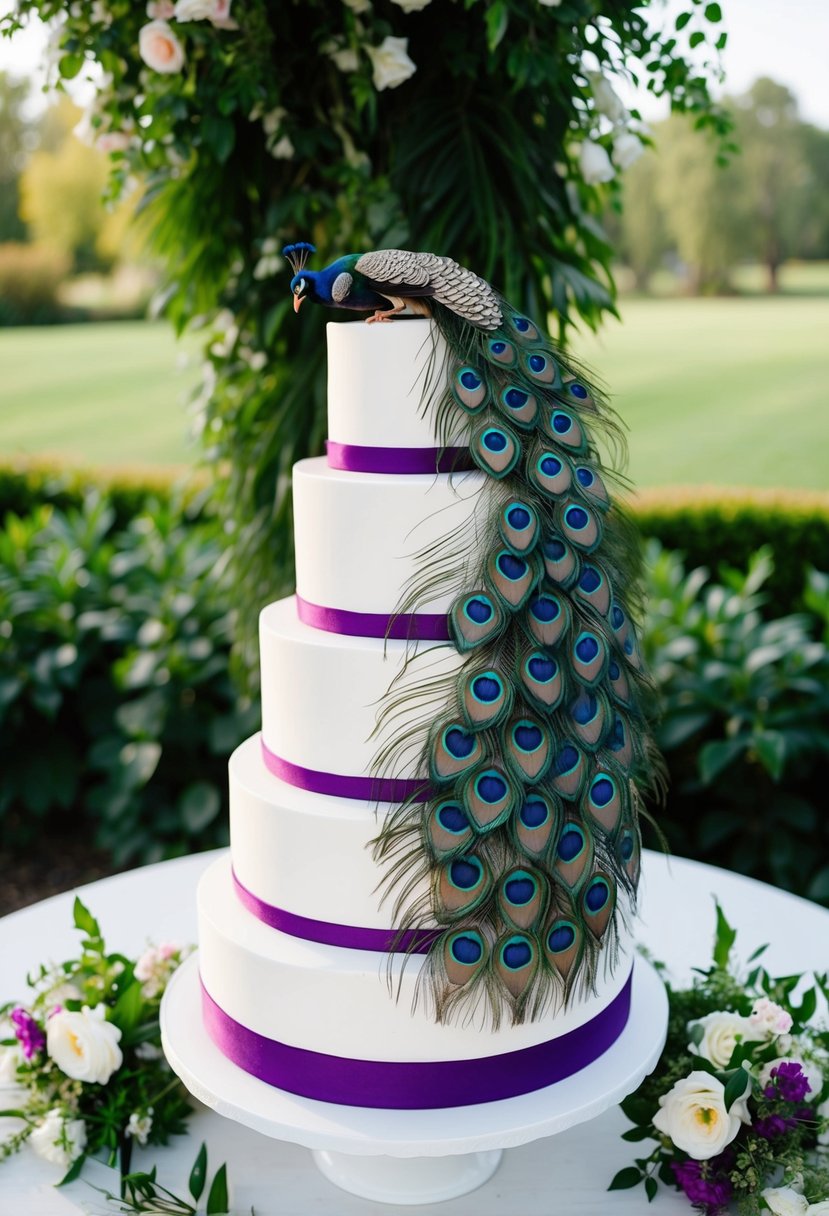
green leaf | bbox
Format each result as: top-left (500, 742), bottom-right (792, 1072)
top-left (621, 1125), bottom-right (654, 1141)
top-left (753, 730), bottom-right (786, 781)
top-left (609, 1166), bottom-right (644, 1191)
top-left (645, 1176), bottom-right (658, 1202)
top-left (716, 30), bottom-right (727, 48)
top-left (723, 1067), bottom-right (749, 1112)
top-left (206, 1163), bottom-right (230, 1214)
top-left (189, 1142), bottom-right (208, 1202)
top-left (201, 114), bottom-right (236, 164)
top-left (485, 1), bottom-right (509, 51)
top-left (675, 12), bottom-right (692, 30)
top-left (57, 1155), bottom-right (86, 1186)
top-left (59, 53), bottom-right (84, 79)
top-left (179, 781), bottom-right (221, 832)
top-left (689, 30), bottom-right (706, 47)
top-left (713, 902), bottom-right (737, 969)
top-left (704, 2), bottom-right (722, 19)
top-left (689, 1022), bottom-right (704, 1046)
top-left (73, 897), bottom-right (100, 940)
top-left (699, 738), bottom-right (745, 784)
top-left (111, 980), bottom-right (144, 1035)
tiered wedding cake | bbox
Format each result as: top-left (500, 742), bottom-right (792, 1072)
top-left (196, 319), bottom-right (635, 1110)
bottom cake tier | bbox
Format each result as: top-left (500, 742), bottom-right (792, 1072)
top-left (198, 855), bottom-right (635, 1110)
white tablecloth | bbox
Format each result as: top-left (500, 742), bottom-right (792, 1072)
top-left (2, 849), bottom-right (827, 1214)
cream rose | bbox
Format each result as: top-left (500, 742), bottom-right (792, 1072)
top-left (46, 1005), bottom-right (123, 1085)
top-left (762, 1187), bottom-right (809, 1216)
top-left (612, 131), bottom-right (644, 171)
top-left (750, 998), bottom-right (793, 1037)
top-left (366, 37), bottom-right (417, 91)
top-left (578, 139), bottom-right (615, 185)
top-left (688, 1010), bottom-right (758, 1069)
top-left (29, 1110), bottom-right (87, 1168)
top-left (138, 20), bottom-right (185, 73)
top-left (652, 1071), bottom-right (749, 1160)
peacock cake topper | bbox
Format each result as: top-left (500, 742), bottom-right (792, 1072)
top-left (286, 245), bottom-right (664, 1026)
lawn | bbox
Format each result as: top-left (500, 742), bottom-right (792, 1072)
top-left (1, 296), bottom-right (828, 489)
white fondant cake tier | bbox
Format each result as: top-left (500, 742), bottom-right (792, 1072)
top-left (229, 734), bottom-right (427, 930)
top-left (293, 457), bottom-right (485, 617)
top-left (327, 319), bottom-right (461, 451)
top-left (199, 855), bottom-right (632, 1064)
top-left (259, 597), bottom-right (462, 780)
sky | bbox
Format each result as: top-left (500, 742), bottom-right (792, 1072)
top-left (0, 0), bottom-right (828, 128)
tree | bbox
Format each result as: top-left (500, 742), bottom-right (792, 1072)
top-left (613, 149), bottom-right (671, 291)
top-left (0, 71), bottom-right (33, 242)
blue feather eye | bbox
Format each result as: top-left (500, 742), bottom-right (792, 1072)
top-left (443, 929), bottom-right (488, 986)
top-left (510, 314), bottom-right (540, 340)
top-left (514, 790), bottom-right (557, 857)
top-left (582, 874), bottom-right (615, 939)
top-left (453, 366), bottom-right (487, 412)
top-left (431, 722), bottom-right (483, 782)
top-left (561, 500), bottom-right (601, 551)
top-left (499, 501), bottom-right (539, 554)
top-left (428, 800), bottom-right (474, 857)
top-left (498, 385), bottom-right (538, 428)
top-left (585, 771), bottom-right (622, 831)
top-left (462, 669), bottom-right (512, 728)
top-left (471, 422), bottom-right (520, 479)
top-left (545, 918), bottom-right (582, 978)
top-left (564, 377), bottom-right (593, 407)
top-left (450, 592), bottom-right (504, 652)
top-left (532, 451), bottom-right (573, 497)
top-left (520, 650), bottom-right (563, 711)
top-left (551, 741), bottom-right (586, 797)
top-left (495, 933), bottom-right (538, 999)
top-left (487, 547), bottom-right (539, 611)
top-left (504, 717), bottom-right (551, 783)
top-left (487, 337), bottom-right (516, 366)
top-left (522, 350), bottom-right (560, 385)
top-left (437, 853), bottom-right (492, 919)
top-left (554, 819), bottom-right (592, 888)
top-left (461, 765), bottom-right (516, 831)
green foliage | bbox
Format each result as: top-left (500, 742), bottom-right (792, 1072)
top-left (643, 542), bottom-right (829, 902)
top-left (0, 494), bottom-right (256, 864)
top-left (2, 0), bottom-right (730, 679)
top-left (0, 70), bottom-right (32, 243)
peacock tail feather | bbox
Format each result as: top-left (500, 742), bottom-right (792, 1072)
top-left (371, 296), bottom-right (664, 1028)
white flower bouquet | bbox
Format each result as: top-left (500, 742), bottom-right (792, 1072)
top-left (0, 898), bottom-right (191, 1182)
top-left (613, 904), bottom-right (829, 1213)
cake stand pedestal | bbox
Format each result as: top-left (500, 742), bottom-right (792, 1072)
top-left (161, 953), bottom-right (667, 1207)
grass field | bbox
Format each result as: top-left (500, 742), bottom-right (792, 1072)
top-left (2, 295), bottom-right (828, 489)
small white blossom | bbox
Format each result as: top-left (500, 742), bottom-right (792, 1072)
top-left (586, 70), bottom-right (627, 123)
top-left (578, 139), bottom-right (615, 185)
top-left (325, 43), bottom-right (359, 73)
top-left (612, 130), bottom-right (644, 171)
top-left (126, 1110), bottom-right (153, 1145)
top-left (749, 998), bottom-right (794, 1037)
top-left (135, 943), bottom-right (180, 999)
top-left (30, 1110), bottom-right (87, 1168)
top-left (366, 36), bottom-right (417, 91)
top-left (762, 1188), bottom-right (809, 1216)
top-left (270, 135), bottom-right (295, 160)
top-left (262, 107), bottom-right (287, 136)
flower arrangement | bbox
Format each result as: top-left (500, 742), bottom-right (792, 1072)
top-left (614, 905), bottom-right (829, 1213)
top-left (0, 897), bottom-right (192, 1181)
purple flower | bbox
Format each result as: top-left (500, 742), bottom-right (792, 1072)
top-left (766, 1061), bottom-right (811, 1104)
top-left (671, 1159), bottom-right (734, 1213)
top-left (755, 1114), bottom-right (797, 1139)
top-left (10, 1006), bottom-right (45, 1060)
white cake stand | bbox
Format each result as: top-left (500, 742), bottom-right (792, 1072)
top-left (161, 952), bottom-right (667, 1207)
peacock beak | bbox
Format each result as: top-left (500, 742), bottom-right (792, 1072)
top-left (293, 295), bottom-right (304, 313)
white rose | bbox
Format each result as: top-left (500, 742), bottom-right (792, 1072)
top-left (329, 46), bottom-right (359, 72)
top-left (586, 71), bottom-right (627, 123)
top-left (578, 139), bottom-right (615, 185)
top-left (689, 1011), bottom-right (759, 1069)
top-left (750, 998), bottom-right (793, 1037)
top-left (46, 1005), bottom-right (123, 1085)
top-left (366, 36), bottom-right (417, 91)
top-left (760, 1057), bottom-right (824, 1100)
top-left (139, 20), bottom-right (185, 73)
top-left (390, 0), bottom-right (432, 9)
top-left (612, 131), bottom-right (644, 171)
top-left (147, 0), bottom-right (176, 16)
top-left (806, 1204), bottom-right (829, 1215)
top-left (762, 1188), bottom-right (809, 1216)
top-left (652, 1070), bottom-right (749, 1161)
top-left (29, 1110), bottom-right (87, 1168)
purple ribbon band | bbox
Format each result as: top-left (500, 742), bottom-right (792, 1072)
top-left (201, 969), bottom-right (633, 1109)
top-left (232, 869), bottom-right (439, 954)
top-left (326, 440), bottom-right (473, 475)
top-left (260, 737), bottom-right (433, 804)
top-left (296, 594), bottom-right (450, 642)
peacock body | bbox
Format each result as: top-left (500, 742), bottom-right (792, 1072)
top-left (285, 244), bottom-right (663, 1027)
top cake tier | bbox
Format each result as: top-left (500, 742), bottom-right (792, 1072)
top-left (327, 318), bottom-right (461, 454)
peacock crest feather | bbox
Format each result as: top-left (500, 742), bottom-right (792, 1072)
top-left (368, 294), bottom-right (664, 1028)
top-left (285, 246), bottom-right (664, 1028)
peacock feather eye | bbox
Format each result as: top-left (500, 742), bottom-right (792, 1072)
top-left (499, 867), bottom-right (548, 931)
top-left (542, 408), bottom-right (586, 452)
top-left (486, 548), bottom-right (539, 611)
top-left (532, 451), bottom-right (573, 498)
top-left (428, 800), bottom-right (474, 858)
top-left (487, 337), bottom-right (516, 366)
top-left (540, 534), bottom-right (579, 587)
top-left (510, 314), bottom-right (540, 340)
top-left (575, 465), bottom-right (610, 508)
top-left (576, 562), bottom-right (611, 615)
top-left (453, 366), bottom-right (487, 412)
top-left (443, 929), bottom-right (488, 986)
top-left (573, 630), bottom-right (607, 685)
top-left (514, 790), bottom-right (557, 857)
top-left (563, 376), bottom-right (594, 408)
top-left (436, 853), bottom-right (492, 919)
top-left (449, 591), bottom-right (505, 652)
top-left (585, 770), bottom-right (622, 831)
top-left (550, 740), bottom-right (586, 798)
top-left (520, 650), bottom-right (563, 711)
top-left (430, 722), bottom-right (483, 783)
top-left (495, 932), bottom-right (539, 998)
top-left (498, 385), bottom-right (538, 428)
top-left (570, 689), bottom-right (606, 750)
top-left (522, 350), bottom-right (560, 386)
top-left (461, 668), bottom-right (512, 728)
top-left (582, 873), bottom-right (615, 939)
top-left (471, 422), bottom-right (520, 478)
top-left (554, 818), bottom-right (592, 888)
top-left (504, 716), bottom-right (551, 783)
top-left (461, 765), bottom-right (516, 831)
top-left (499, 500), bottom-right (539, 554)
top-left (560, 499), bottom-right (601, 551)
top-left (545, 918), bottom-right (582, 978)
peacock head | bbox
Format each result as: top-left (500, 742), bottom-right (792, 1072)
top-left (283, 241), bottom-right (317, 313)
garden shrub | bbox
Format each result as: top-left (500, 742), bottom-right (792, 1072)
top-left (643, 541), bottom-right (829, 903)
top-left (0, 241), bottom-right (69, 325)
top-left (0, 494), bottom-right (257, 864)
